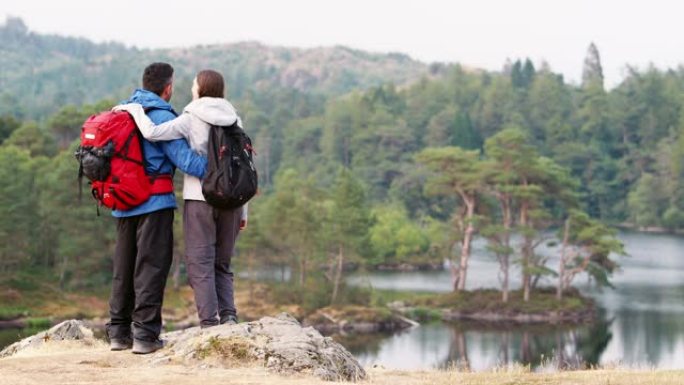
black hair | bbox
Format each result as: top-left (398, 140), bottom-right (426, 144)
top-left (142, 62), bottom-right (174, 96)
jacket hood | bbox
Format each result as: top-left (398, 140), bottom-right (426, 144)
top-left (183, 97), bottom-right (240, 126)
top-left (125, 88), bottom-right (175, 111)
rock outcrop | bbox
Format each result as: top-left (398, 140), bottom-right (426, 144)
top-left (157, 313), bottom-right (365, 381)
top-left (0, 320), bottom-right (97, 358)
top-left (0, 313), bottom-right (366, 382)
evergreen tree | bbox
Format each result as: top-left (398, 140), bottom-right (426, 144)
top-left (368, 204), bottom-right (430, 267)
top-left (582, 42), bottom-right (604, 89)
top-left (527, 68), bottom-right (573, 148)
top-left (0, 146), bottom-right (35, 272)
top-left (5, 122), bottom-right (57, 157)
top-left (557, 210), bottom-right (624, 299)
top-left (328, 168), bottom-right (371, 303)
top-left (36, 144), bottom-right (116, 287)
top-left (260, 169), bottom-right (326, 285)
top-left (416, 147), bottom-right (483, 291)
top-left (522, 59), bottom-right (536, 88)
top-left (0, 114), bottom-right (20, 144)
top-left (576, 42), bottom-right (619, 220)
top-left (351, 107), bottom-right (415, 200)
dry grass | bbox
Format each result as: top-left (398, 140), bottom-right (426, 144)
top-left (365, 367), bottom-right (684, 385)
top-left (194, 335), bottom-right (256, 364)
top-left (0, 344), bottom-right (682, 385)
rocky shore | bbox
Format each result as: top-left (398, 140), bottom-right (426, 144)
top-left (1, 314), bottom-right (366, 382)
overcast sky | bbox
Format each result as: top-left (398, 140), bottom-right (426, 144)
top-left (2, 0), bottom-right (682, 87)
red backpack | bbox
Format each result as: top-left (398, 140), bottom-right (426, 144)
top-left (75, 110), bottom-right (173, 211)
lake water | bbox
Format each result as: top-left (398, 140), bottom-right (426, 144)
top-left (346, 231), bottom-right (684, 370)
top-left (0, 327), bottom-right (43, 351)
top-left (2, 232), bottom-right (682, 371)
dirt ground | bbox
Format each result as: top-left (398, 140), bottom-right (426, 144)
top-left (1, 343), bottom-right (683, 385)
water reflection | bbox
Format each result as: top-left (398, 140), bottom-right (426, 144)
top-left (339, 319), bottom-right (613, 371)
top-left (345, 231), bottom-right (684, 370)
top-left (2, 231), bottom-right (682, 370)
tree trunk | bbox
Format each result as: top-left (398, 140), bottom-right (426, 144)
top-left (326, 252), bottom-right (336, 282)
top-left (299, 257), bottom-right (307, 286)
top-left (59, 255), bottom-right (68, 290)
top-left (331, 244), bottom-right (344, 304)
top-left (502, 254), bottom-right (509, 303)
top-left (520, 200), bottom-right (532, 302)
top-left (501, 197), bottom-right (512, 303)
top-left (557, 218), bottom-right (571, 300)
top-left (450, 263), bottom-right (460, 292)
top-left (457, 196), bottom-right (476, 292)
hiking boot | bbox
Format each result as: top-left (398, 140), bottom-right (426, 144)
top-left (110, 337), bottom-right (133, 351)
top-left (132, 338), bottom-right (165, 355)
top-left (220, 315), bottom-right (238, 325)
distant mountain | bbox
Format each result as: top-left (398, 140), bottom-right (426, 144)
top-left (0, 17), bottom-right (430, 119)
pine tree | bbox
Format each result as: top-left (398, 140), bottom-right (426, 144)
top-left (328, 168), bottom-right (371, 303)
top-left (582, 42), bottom-right (604, 89)
top-left (416, 147), bottom-right (483, 291)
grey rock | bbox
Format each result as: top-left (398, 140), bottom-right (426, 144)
top-left (274, 312), bottom-right (300, 324)
top-left (155, 313), bottom-right (366, 381)
top-left (0, 320), bottom-right (95, 358)
top-left (0, 315), bottom-right (366, 382)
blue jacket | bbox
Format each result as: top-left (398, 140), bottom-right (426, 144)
top-left (112, 89), bottom-right (207, 218)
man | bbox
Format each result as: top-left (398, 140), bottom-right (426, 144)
top-left (106, 63), bottom-right (207, 354)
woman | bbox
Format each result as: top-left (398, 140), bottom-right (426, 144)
top-left (117, 69), bottom-right (246, 327)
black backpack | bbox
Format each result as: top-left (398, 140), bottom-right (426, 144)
top-left (202, 122), bottom-right (258, 209)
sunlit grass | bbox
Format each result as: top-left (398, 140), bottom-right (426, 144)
top-left (365, 367), bottom-right (684, 385)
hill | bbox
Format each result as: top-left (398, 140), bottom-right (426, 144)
top-left (0, 17), bottom-right (429, 119)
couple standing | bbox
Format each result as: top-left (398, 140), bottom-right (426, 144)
top-left (106, 62), bottom-right (246, 354)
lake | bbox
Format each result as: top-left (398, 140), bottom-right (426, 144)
top-left (1, 232), bottom-right (682, 371)
top-left (346, 231), bottom-right (684, 370)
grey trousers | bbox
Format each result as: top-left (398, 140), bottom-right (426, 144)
top-left (183, 200), bottom-right (241, 327)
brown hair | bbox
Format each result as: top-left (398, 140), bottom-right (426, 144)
top-left (196, 69), bottom-right (225, 98)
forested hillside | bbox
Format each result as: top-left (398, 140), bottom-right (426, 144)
top-left (1, 18), bottom-right (683, 298)
top-left (0, 17), bottom-right (428, 119)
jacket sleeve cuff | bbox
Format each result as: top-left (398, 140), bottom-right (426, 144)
top-left (113, 103), bottom-right (155, 138)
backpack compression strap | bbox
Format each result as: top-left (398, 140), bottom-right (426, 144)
top-left (139, 106), bottom-right (178, 196)
top-left (149, 174), bottom-right (174, 195)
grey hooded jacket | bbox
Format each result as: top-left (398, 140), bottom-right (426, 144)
top-left (116, 98), bottom-right (247, 218)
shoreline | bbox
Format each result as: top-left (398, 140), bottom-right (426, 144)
top-left (399, 288), bottom-right (597, 325)
top-left (1, 345), bottom-right (682, 385)
top-left (0, 286), bottom-right (597, 331)
top-left (441, 308), bottom-right (595, 324)
top-left (614, 222), bottom-right (684, 235)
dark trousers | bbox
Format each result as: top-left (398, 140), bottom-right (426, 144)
top-left (106, 209), bottom-right (174, 342)
top-left (184, 200), bottom-right (241, 327)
